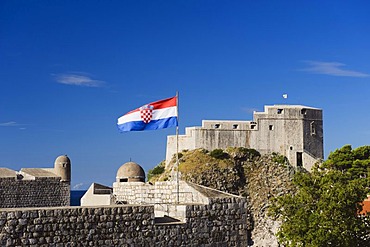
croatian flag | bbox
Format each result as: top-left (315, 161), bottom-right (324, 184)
top-left (117, 96), bottom-right (178, 132)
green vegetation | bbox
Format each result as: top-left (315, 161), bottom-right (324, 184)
top-left (210, 149), bottom-right (229, 159)
top-left (178, 148), bottom-right (233, 174)
top-left (269, 145), bottom-right (370, 247)
top-left (226, 147), bottom-right (261, 160)
top-left (323, 145), bottom-right (370, 180)
top-left (147, 161), bottom-right (165, 181)
top-left (271, 152), bottom-right (289, 165)
top-left (148, 147), bottom-right (262, 184)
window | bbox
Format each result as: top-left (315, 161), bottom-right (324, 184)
top-left (120, 178), bottom-right (128, 182)
top-left (233, 124), bottom-right (238, 129)
top-left (251, 124), bottom-right (256, 129)
top-left (269, 125), bottom-right (274, 131)
top-left (310, 121), bottom-right (316, 135)
top-left (214, 124), bottom-right (220, 129)
top-left (277, 109), bottom-right (283, 114)
top-left (290, 146), bottom-right (293, 150)
top-left (301, 109), bottom-right (307, 115)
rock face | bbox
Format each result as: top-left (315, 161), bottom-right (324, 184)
top-left (151, 147), bottom-right (297, 246)
top-left (243, 155), bottom-right (296, 247)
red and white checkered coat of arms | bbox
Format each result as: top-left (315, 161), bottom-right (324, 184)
top-left (140, 104), bottom-right (154, 123)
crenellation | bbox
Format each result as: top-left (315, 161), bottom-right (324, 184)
top-left (166, 104), bottom-right (323, 171)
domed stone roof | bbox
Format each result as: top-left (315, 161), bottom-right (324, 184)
top-left (54, 155), bottom-right (71, 183)
top-left (55, 155), bottom-right (70, 164)
top-left (116, 162), bottom-right (145, 182)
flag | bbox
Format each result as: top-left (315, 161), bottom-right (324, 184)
top-left (117, 96), bottom-right (178, 132)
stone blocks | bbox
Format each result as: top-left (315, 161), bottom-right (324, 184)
top-left (0, 177), bottom-right (70, 208)
top-left (0, 197), bottom-right (248, 246)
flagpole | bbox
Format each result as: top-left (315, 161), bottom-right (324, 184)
top-left (176, 91), bottom-right (179, 204)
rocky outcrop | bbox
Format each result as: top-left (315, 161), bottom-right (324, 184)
top-left (243, 155), bottom-right (296, 247)
top-left (150, 147), bottom-right (297, 246)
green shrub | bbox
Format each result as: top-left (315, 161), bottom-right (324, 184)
top-left (237, 147), bottom-right (261, 159)
top-left (272, 152), bottom-right (288, 164)
top-left (147, 162), bottom-right (165, 181)
top-left (210, 149), bottom-right (229, 159)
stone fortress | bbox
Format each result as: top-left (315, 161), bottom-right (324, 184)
top-left (166, 104), bottom-right (323, 171)
top-left (0, 104), bottom-right (324, 246)
top-left (0, 159), bottom-right (248, 246)
top-left (0, 155), bottom-right (71, 208)
top-left (78, 161), bottom-right (249, 245)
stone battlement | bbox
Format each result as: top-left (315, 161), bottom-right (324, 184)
top-left (166, 104), bottom-right (323, 171)
top-left (0, 198), bottom-right (248, 246)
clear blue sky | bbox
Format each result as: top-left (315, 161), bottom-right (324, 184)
top-left (1, 1), bottom-right (369, 190)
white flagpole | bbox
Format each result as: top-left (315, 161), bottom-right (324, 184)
top-left (176, 91), bottom-right (179, 204)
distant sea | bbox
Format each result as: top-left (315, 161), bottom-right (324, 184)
top-left (70, 190), bottom-right (86, 206)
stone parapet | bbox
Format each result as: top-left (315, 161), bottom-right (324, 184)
top-left (0, 197), bottom-right (248, 246)
top-left (0, 177), bottom-right (70, 208)
top-left (113, 181), bottom-right (209, 205)
top-left (0, 205), bottom-right (154, 246)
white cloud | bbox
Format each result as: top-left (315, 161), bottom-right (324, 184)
top-left (73, 183), bottom-right (84, 190)
top-left (301, 61), bottom-right (369, 77)
top-left (0, 121), bottom-right (20, 127)
top-left (54, 73), bottom-right (105, 87)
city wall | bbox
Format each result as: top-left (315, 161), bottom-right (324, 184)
top-left (0, 177), bottom-right (70, 208)
top-left (0, 199), bottom-right (248, 246)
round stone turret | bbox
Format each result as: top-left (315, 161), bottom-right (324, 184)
top-left (54, 155), bottom-right (71, 184)
top-left (116, 162), bottom-right (145, 182)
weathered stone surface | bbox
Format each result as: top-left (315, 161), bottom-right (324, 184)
top-left (0, 177), bottom-right (69, 208)
top-left (0, 199), bottom-right (248, 246)
top-left (176, 150), bottom-right (296, 247)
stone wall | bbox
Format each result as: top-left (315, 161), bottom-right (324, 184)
top-left (166, 104), bottom-right (324, 171)
top-left (156, 197), bottom-right (248, 246)
top-left (0, 205), bottom-right (154, 246)
top-left (113, 181), bottom-right (209, 205)
top-left (0, 177), bottom-right (70, 208)
top-left (0, 198), bottom-right (248, 246)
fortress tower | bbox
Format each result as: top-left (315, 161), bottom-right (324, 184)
top-left (0, 155), bottom-right (71, 208)
top-left (54, 155), bottom-right (71, 184)
top-left (166, 105), bottom-right (323, 171)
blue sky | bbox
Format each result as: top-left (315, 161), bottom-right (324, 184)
top-left (1, 1), bottom-right (369, 190)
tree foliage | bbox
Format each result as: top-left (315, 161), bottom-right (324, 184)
top-left (323, 145), bottom-right (370, 180)
top-left (269, 145), bottom-right (370, 247)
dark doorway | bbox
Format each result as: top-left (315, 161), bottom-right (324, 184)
top-left (297, 152), bottom-right (303, 167)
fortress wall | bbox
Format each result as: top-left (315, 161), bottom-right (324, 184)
top-left (166, 127), bottom-right (250, 166)
top-left (156, 197), bottom-right (249, 246)
top-left (303, 118), bottom-right (324, 159)
top-left (302, 152), bottom-right (320, 172)
top-left (0, 198), bottom-right (248, 246)
top-left (0, 177), bottom-right (70, 208)
top-left (250, 118), bottom-right (303, 158)
top-left (166, 105), bottom-right (324, 171)
top-left (166, 127), bottom-right (197, 167)
top-left (194, 129), bottom-right (250, 151)
top-left (0, 205), bottom-right (154, 246)
top-left (113, 181), bottom-right (209, 205)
